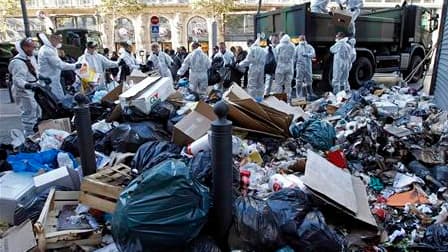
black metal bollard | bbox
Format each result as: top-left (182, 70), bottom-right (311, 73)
top-left (211, 101), bottom-right (233, 251)
top-left (74, 94), bottom-right (96, 176)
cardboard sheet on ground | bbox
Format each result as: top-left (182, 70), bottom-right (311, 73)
top-left (38, 118), bottom-right (71, 135)
top-left (0, 220), bottom-right (36, 252)
top-left (303, 150), bottom-right (377, 227)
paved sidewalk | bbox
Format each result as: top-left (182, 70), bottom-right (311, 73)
top-left (0, 88), bottom-right (21, 143)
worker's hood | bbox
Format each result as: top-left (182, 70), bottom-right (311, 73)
top-left (192, 47), bottom-right (203, 56)
top-left (15, 40), bottom-right (28, 59)
top-left (38, 33), bottom-right (54, 48)
top-left (280, 34), bottom-right (291, 44)
top-left (348, 38), bottom-right (356, 47)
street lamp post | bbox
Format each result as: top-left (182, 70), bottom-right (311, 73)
top-left (20, 0), bottom-right (31, 37)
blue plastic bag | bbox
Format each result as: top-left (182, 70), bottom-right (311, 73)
top-left (7, 149), bottom-right (78, 173)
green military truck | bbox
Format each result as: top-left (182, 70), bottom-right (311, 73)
top-left (255, 2), bottom-right (439, 90)
top-left (56, 28), bottom-right (104, 58)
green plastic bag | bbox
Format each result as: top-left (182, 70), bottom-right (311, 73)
top-left (112, 159), bottom-right (210, 252)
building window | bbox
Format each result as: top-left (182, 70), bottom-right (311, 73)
top-left (115, 17), bottom-right (135, 43)
top-left (224, 14), bottom-right (254, 41)
top-left (55, 16), bottom-right (76, 29)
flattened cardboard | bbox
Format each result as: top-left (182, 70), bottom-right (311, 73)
top-left (0, 220), bottom-right (36, 252)
top-left (33, 166), bottom-right (81, 192)
top-left (224, 84), bottom-right (252, 101)
top-left (101, 84), bottom-right (123, 105)
top-left (226, 102), bottom-right (282, 134)
top-left (303, 150), bottom-right (377, 227)
top-left (172, 101), bottom-right (217, 146)
top-left (38, 118), bottom-right (71, 135)
top-left (262, 96), bottom-right (308, 121)
top-left (303, 150), bottom-right (358, 214)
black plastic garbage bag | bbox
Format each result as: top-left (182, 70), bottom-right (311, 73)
top-left (267, 188), bottom-right (310, 237)
top-left (0, 144), bottom-right (13, 172)
top-left (432, 165), bottom-right (448, 187)
top-left (112, 159), bottom-right (210, 252)
top-left (96, 122), bottom-right (170, 155)
top-left (422, 223), bottom-right (448, 252)
top-left (233, 196), bottom-right (283, 251)
top-left (17, 138), bottom-right (40, 153)
top-left (61, 130), bottom-right (106, 157)
top-left (189, 150), bottom-right (213, 186)
top-left (290, 119), bottom-right (336, 151)
top-left (294, 210), bottom-right (345, 252)
top-left (187, 236), bottom-right (221, 252)
top-left (131, 141), bottom-right (181, 172)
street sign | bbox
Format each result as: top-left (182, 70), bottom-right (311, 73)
top-left (150, 16), bottom-right (159, 25)
top-left (151, 25), bottom-right (159, 34)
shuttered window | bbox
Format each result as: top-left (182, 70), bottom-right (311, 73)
top-left (434, 6), bottom-right (448, 109)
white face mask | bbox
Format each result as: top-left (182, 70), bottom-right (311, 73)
top-left (56, 43), bottom-right (62, 49)
top-left (299, 41), bottom-right (305, 45)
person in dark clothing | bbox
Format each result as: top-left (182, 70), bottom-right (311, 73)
top-left (58, 49), bottom-right (76, 91)
top-left (103, 48), bottom-right (110, 58)
top-left (172, 47), bottom-right (188, 80)
top-left (211, 46), bottom-right (219, 59)
top-left (110, 51), bottom-right (119, 79)
top-left (231, 46), bottom-right (248, 86)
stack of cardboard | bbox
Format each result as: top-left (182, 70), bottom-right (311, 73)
top-left (223, 85), bottom-right (306, 138)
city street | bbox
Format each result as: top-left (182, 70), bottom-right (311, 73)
top-left (0, 88), bottom-right (21, 143)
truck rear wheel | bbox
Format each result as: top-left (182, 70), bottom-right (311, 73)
top-left (350, 57), bottom-right (374, 89)
top-left (404, 55), bottom-right (423, 83)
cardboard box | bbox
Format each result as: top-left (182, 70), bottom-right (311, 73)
top-left (303, 150), bottom-right (377, 227)
top-left (38, 118), bottom-right (71, 135)
top-left (0, 220), bottom-right (36, 252)
top-left (101, 84), bottom-right (123, 105)
top-left (119, 76), bottom-right (175, 115)
top-left (172, 101), bottom-right (217, 146)
top-left (223, 84), bottom-right (293, 137)
top-left (126, 69), bottom-right (149, 84)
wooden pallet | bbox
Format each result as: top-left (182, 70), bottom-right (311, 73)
top-left (79, 164), bottom-right (132, 213)
top-left (34, 188), bottom-right (102, 251)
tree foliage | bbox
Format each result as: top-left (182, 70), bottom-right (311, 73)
top-left (193, 0), bottom-right (236, 19)
top-left (0, 0), bottom-right (21, 38)
top-left (99, 0), bottom-right (144, 15)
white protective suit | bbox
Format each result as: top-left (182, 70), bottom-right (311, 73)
top-left (337, 0), bottom-right (363, 35)
top-left (330, 37), bottom-right (352, 94)
top-left (272, 35), bottom-right (296, 98)
top-left (238, 40), bottom-right (267, 101)
top-left (38, 33), bottom-right (77, 99)
top-left (177, 47), bottom-right (211, 95)
top-left (77, 49), bottom-right (119, 86)
top-left (9, 41), bottom-right (41, 136)
top-left (311, 0), bottom-right (330, 13)
top-left (148, 51), bottom-right (173, 79)
top-left (294, 41), bottom-right (316, 98)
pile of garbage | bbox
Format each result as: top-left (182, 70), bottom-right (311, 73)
top-left (1, 74), bottom-right (447, 251)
